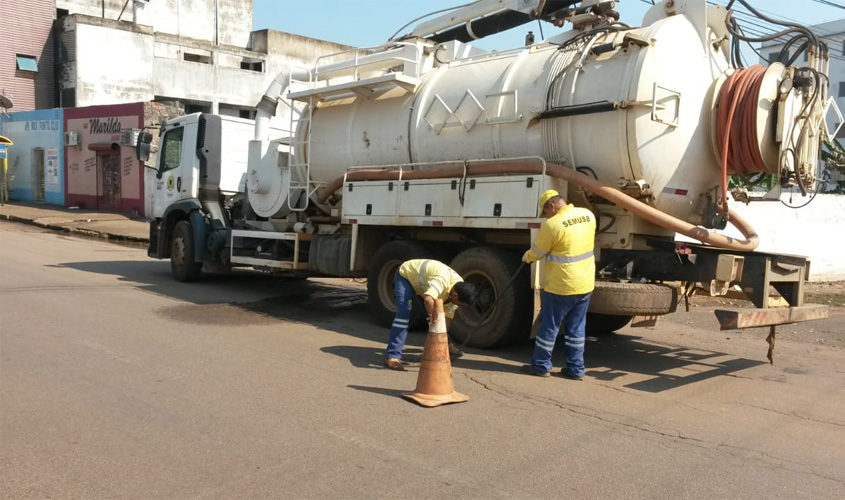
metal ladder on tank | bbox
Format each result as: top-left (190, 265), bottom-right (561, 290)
top-left (283, 43), bottom-right (425, 212)
top-left (278, 66), bottom-right (316, 212)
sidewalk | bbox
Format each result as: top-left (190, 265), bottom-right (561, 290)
top-left (0, 202), bottom-right (150, 243)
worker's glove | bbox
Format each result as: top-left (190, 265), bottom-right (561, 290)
top-left (522, 250), bottom-right (531, 263)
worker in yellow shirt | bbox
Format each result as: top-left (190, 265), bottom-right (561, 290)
top-left (385, 259), bottom-right (478, 371)
top-left (521, 190), bottom-right (596, 380)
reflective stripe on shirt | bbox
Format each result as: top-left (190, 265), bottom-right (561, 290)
top-left (546, 250), bottom-right (594, 264)
top-left (531, 244), bottom-right (549, 259)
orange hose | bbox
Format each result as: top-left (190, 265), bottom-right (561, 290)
top-left (317, 161), bottom-right (760, 251)
top-left (716, 66), bottom-right (771, 209)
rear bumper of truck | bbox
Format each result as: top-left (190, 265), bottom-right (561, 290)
top-left (714, 305), bottom-right (829, 330)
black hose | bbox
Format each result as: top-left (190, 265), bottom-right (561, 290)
top-left (576, 166), bottom-right (599, 180)
top-left (732, 0), bottom-right (819, 47)
top-left (534, 100), bottom-right (620, 119)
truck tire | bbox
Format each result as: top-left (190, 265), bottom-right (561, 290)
top-left (449, 247), bottom-right (531, 349)
top-left (367, 240), bottom-right (434, 329)
top-left (587, 281), bottom-right (678, 316)
top-left (171, 220), bottom-right (202, 282)
top-left (585, 313), bottom-right (632, 335)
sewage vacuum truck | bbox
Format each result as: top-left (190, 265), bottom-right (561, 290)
top-left (140, 0), bottom-right (831, 348)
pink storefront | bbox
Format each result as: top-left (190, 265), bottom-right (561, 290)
top-left (64, 103), bottom-right (144, 214)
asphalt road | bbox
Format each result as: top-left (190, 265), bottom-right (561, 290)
top-left (2, 221), bottom-right (844, 499)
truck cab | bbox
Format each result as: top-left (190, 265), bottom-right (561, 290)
top-left (148, 115), bottom-right (199, 219)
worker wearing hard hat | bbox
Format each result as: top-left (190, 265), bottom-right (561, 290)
top-left (384, 259), bottom-right (478, 371)
top-left (521, 189), bottom-right (596, 380)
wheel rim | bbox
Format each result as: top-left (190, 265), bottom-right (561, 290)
top-left (459, 269), bottom-right (498, 328)
top-left (377, 258), bottom-right (402, 313)
top-left (173, 237), bottom-right (185, 269)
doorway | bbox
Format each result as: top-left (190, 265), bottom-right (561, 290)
top-left (98, 153), bottom-right (121, 211)
top-left (31, 148), bottom-right (45, 201)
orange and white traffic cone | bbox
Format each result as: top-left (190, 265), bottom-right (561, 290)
top-left (403, 299), bottom-right (469, 408)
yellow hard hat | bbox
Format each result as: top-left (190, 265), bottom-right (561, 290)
top-left (538, 189), bottom-right (559, 216)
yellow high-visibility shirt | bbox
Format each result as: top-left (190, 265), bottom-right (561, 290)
top-left (523, 204), bottom-right (596, 296)
top-left (399, 259), bottom-right (463, 319)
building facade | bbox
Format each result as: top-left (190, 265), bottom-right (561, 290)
top-left (1, 0), bottom-right (57, 111)
top-left (1, 0), bottom-right (350, 213)
top-left (0, 109), bottom-right (65, 205)
top-left (63, 103), bottom-right (146, 213)
top-left (53, 0), bottom-right (349, 117)
top-left (5, 0), bottom-right (349, 117)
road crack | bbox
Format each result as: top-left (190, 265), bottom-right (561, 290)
top-left (460, 372), bottom-right (708, 445)
top-left (736, 402), bottom-right (845, 428)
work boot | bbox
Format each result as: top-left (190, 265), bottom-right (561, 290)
top-left (384, 358), bottom-right (406, 371)
top-left (520, 364), bottom-right (550, 378)
top-left (559, 370), bottom-right (584, 381)
top-left (448, 340), bottom-right (464, 359)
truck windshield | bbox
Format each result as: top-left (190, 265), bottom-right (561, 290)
top-left (160, 127), bottom-right (184, 172)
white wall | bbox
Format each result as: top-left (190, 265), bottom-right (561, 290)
top-left (75, 23), bottom-right (155, 105)
top-left (57, 0), bottom-right (252, 47)
top-left (680, 195), bottom-right (845, 281)
top-left (69, 17), bottom-right (351, 116)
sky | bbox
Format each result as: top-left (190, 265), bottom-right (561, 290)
top-left (252, 0), bottom-right (845, 54)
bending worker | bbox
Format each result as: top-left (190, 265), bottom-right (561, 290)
top-left (521, 190), bottom-right (596, 380)
top-left (385, 258), bottom-right (478, 371)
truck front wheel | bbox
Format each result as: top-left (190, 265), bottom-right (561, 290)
top-left (449, 247), bottom-right (531, 348)
top-left (171, 220), bottom-right (202, 282)
top-left (367, 240), bottom-right (433, 329)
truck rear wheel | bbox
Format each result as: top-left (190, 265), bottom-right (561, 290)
top-left (171, 220), bottom-right (202, 282)
top-left (585, 313), bottom-right (632, 335)
top-left (449, 247), bottom-right (530, 349)
top-left (367, 240), bottom-right (433, 329)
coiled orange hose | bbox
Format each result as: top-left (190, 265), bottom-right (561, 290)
top-left (716, 65), bottom-right (772, 208)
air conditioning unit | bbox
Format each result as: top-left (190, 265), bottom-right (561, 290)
top-left (65, 131), bottom-right (79, 147)
top-left (120, 128), bottom-right (141, 147)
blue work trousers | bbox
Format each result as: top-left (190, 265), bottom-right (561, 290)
top-left (386, 272), bottom-right (415, 360)
top-left (532, 291), bottom-right (592, 377)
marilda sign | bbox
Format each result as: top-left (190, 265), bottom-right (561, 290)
top-left (88, 117), bottom-right (123, 135)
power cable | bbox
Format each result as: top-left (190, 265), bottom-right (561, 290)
top-left (809, 0), bottom-right (845, 10)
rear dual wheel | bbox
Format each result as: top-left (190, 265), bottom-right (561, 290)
top-left (448, 247), bottom-right (531, 349)
top-left (366, 243), bottom-right (531, 348)
top-left (367, 240), bottom-right (433, 329)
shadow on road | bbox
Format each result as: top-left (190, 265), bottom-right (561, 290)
top-left (320, 345), bottom-right (425, 370)
top-left (56, 259), bottom-right (765, 392)
top-left (347, 385), bottom-right (408, 399)
top-left (583, 334), bottom-right (765, 392)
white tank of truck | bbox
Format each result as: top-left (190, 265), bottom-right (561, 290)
top-left (248, 0), bottom-right (825, 233)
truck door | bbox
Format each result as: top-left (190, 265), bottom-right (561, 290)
top-left (151, 124), bottom-right (185, 219)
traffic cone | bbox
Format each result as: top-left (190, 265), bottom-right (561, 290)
top-left (403, 299), bottom-right (469, 408)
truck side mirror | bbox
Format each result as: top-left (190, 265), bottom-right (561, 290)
top-left (136, 131), bottom-right (153, 162)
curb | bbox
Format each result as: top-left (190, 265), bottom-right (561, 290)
top-left (0, 213), bottom-right (149, 244)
